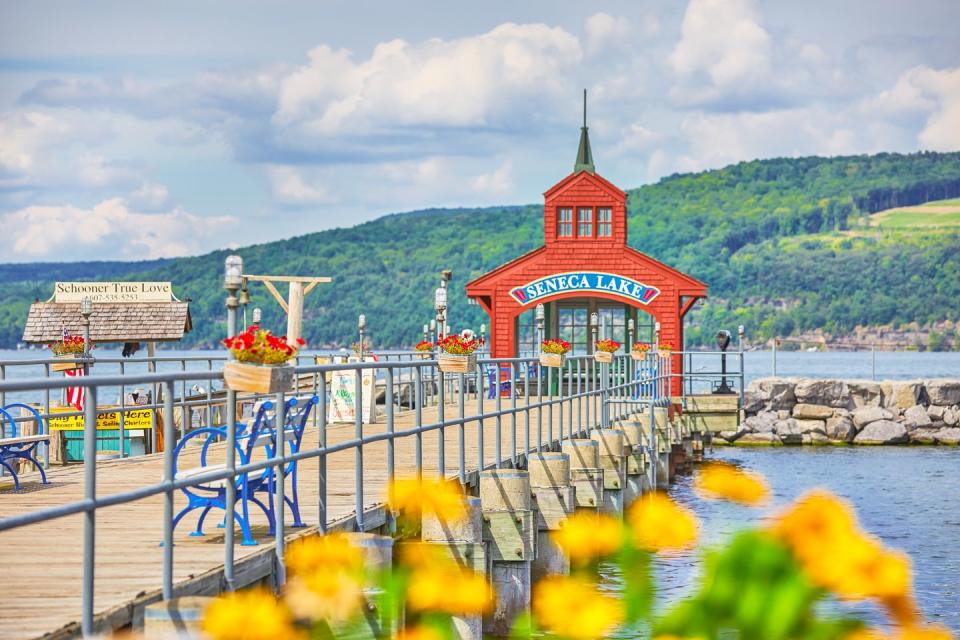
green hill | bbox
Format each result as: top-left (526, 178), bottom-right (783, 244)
top-left (2, 151), bottom-right (959, 350)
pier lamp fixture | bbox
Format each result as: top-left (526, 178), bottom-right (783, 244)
top-left (654, 321), bottom-right (661, 348)
top-left (358, 314), bottom-right (366, 360)
top-left (224, 254), bottom-right (243, 344)
top-left (627, 317), bottom-right (635, 348)
top-left (434, 286), bottom-right (447, 340)
top-left (80, 296), bottom-right (93, 360)
top-left (480, 323), bottom-right (486, 346)
top-left (422, 324), bottom-right (429, 343)
top-left (714, 329), bottom-right (736, 395)
top-left (252, 308), bottom-right (261, 325)
top-left (430, 319), bottom-right (437, 345)
top-left (238, 278), bottom-right (251, 327)
top-left (535, 304), bottom-right (545, 348)
top-left (590, 311), bottom-right (599, 347)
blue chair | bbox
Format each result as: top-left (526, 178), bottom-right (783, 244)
top-left (633, 364), bottom-right (659, 400)
top-left (256, 395), bottom-right (319, 531)
top-left (170, 402), bottom-right (274, 546)
top-left (486, 364), bottom-right (514, 399)
top-left (0, 404), bottom-right (50, 489)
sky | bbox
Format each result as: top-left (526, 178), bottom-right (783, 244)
top-left (0, 0), bottom-right (958, 263)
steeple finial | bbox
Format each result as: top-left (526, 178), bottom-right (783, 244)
top-left (574, 88), bottom-right (595, 174)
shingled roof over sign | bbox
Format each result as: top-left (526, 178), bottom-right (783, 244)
top-left (22, 302), bottom-right (192, 343)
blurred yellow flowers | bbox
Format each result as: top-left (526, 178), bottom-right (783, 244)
top-left (628, 492), bottom-right (699, 552)
top-left (283, 534), bottom-right (365, 622)
top-left (388, 477), bottom-right (467, 522)
top-left (396, 626), bottom-right (447, 640)
top-left (551, 512), bottom-right (624, 564)
top-left (533, 575), bottom-right (624, 639)
top-left (694, 462), bottom-right (769, 506)
top-left (398, 543), bottom-right (493, 615)
top-left (771, 491), bottom-right (913, 603)
top-left (846, 625), bottom-right (955, 640)
top-left (202, 588), bottom-right (303, 640)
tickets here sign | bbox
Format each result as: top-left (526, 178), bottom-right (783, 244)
top-left (326, 366), bottom-right (375, 424)
top-left (48, 406), bottom-right (154, 431)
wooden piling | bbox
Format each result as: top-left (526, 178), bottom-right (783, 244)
top-left (561, 439), bottom-right (603, 515)
top-left (479, 470), bottom-right (534, 637)
top-left (421, 497), bottom-right (486, 640)
top-left (591, 429), bottom-right (626, 515)
top-left (528, 452), bottom-right (574, 583)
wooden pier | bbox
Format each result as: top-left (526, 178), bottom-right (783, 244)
top-left (0, 399), bottom-right (587, 640)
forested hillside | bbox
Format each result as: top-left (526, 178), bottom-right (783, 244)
top-left (2, 152), bottom-right (959, 349)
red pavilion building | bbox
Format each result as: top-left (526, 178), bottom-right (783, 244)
top-left (465, 103), bottom-right (708, 396)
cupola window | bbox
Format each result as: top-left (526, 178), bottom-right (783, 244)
top-left (598, 207), bottom-right (612, 237)
top-left (557, 208), bottom-right (573, 237)
top-left (577, 208), bottom-right (593, 237)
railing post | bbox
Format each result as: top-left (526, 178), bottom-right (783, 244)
top-left (162, 380), bottom-right (175, 599)
top-left (81, 384), bottom-right (98, 637)
top-left (414, 365), bottom-right (423, 481)
top-left (438, 368), bottom-right (445, 478)
top-left (354, 370), bottom-right (364, 530)
top-left (386, 367), bottom-right (395, 487)
top-left (477, 361), bottom-right (485, 472)
top-left (458, 372), bottom-right (466, 485)
top-left (275, 391), bottom-right (288, 585)
top-left (318, 374), bottom-right (328, 533)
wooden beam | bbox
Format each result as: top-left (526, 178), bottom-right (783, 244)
top-left (679, 295), bottom-right (701, 319)
top-left (261, 280), bottom-right (288, 313)
top-left (244, 275), bottom-right (332, 284)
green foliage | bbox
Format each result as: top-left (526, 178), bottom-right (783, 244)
top-left (1, 152), bottom-right (959, 348)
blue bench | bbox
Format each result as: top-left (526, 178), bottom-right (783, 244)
top-left (0, 404), bottom-right (50, 489)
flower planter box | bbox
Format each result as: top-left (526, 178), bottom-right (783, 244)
top-left (594, 351), bottom-right (613, 364)
top-left (416, 351), bottom-right (433, 360)
top-left (51, 355), bottom-right (83, 372)
top-left (657, 350), bottom-right (673, 359)
top-left (437, 353), bottom-right (477, 374)
top-left (630, 351), bottom-right (649, 362)
top-left (223, 361), bottom-right (294, 394)
top-left (539, 353), bottom-right (566, 368)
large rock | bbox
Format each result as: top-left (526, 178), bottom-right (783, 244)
top-left (736, 432), bottom-right (782, 446)
top-left (745, 379), bottom-right (797, 411)
top-left (792, 403), bottom-right (834, 420)
top-left (774, 418), bottom-right (804, 445)
top-left (803, 432), bottom-right (830, 445)
top-left (846, 381), bottom-right (883, 408)
top-left (825, 415), bottom-right (857, 442)
top-left (851, 406), bottom-right (895, 430)
top-left (794, 379), bottom-right (848, 408)
top-left (795, 419), bottom-right (827, 434)
top-left (926, 380), bottom-right (960, 407)
top-left (902, 405), bottom-right (932, 430)
top-left (744, 412), bottom-right (777, 433)
top-left (854, 420), bottom-right (909, 445)
top-left (743, 391), bottom-right (767, 414)
top-left (888, 381), bottom-right (927, 409)
top-left (928, 405), bottom-right (946, 420)
top-left (718, 430), bottom-right (744, 443)
top-left (910, 428), bottom-right (940, 445)
top-left (944, 408), bottom-right (959, 427)
top-left (934, 428), bottom-right (960, 444)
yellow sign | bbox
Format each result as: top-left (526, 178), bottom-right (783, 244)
top-left (53, 281), bottom-right (173, 304)
top-left (48, 406), bottom-right (155, 431)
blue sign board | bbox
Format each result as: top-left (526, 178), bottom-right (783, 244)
top-left (509, 272), bottom-right (660, 306)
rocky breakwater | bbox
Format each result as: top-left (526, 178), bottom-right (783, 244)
top-left (722, 378), bottom-right (960, 446)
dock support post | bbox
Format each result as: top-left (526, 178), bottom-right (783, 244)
top-left (339, 532), bottom-right (396, 639)
top-left (591, 429), bottom-right (625, 515)
top-left (616, 422), bottom-right (649, 504)
top-left (479, 470), bottom-right (534, 637)
top-left (421, 497), bottom-right (486, 639)
top-left (561, 439), bottom-right (602, 515)
top-left (528, 452), bottom-right (574, 583)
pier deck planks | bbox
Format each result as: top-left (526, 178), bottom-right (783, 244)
top-left (0, 397), bottom-right (591, 639)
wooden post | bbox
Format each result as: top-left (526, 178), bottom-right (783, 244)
top-left (528, 452), bottom-right (574, 583)
top-left (286, 281), bottom-right (304, 347)
top-left (561, 439), bottom-right (603, 514)
top-left (479, 470), bottom-right (534, 637)
top-left (337, 532), bottom-right (396, 639)
top-left (421, 497), bottom-right (486, 640)
top-left (591, 429), bottom-right (625, 515)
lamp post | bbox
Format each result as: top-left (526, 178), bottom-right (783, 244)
top-left (358, 314), bottom-right (366, 361)
top-left (590, 312), bottom-right (599, 347)
top-left (654, 321), bottom-right (661, 348)
top-left (222, 254), bottom-right (243, 589)
top-left (714, 329), bottom-right (735, 395)
top-left (535, 304), bottom-right (545, 353)
top-left (434, 286), bottom-right (447, 341)
top-left (430, 319), bottom-right (437, 345)
top-left (252, 307), bottom-right (262, 325)
top-left (239, 279), bottom-right (250, 327)
top-left (80, 296), bottom-right (93, 362)
top-left (480, 323), bottom-right (486, 347)
top-left (422, 323), bottom-right (429, 344)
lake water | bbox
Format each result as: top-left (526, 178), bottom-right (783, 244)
top-left (604, 446), bottom-right (960, 636)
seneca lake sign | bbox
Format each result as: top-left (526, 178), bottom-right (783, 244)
top-left (509, 272), bottom-right (660, 306)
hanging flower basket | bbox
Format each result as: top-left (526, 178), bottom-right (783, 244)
top-left (49, 336), bottom-right (89, 371)
top-left (222, 325), bottom-right (303, 393)
top-left (437, 334), bottom-right (483, 374)
top-left (631, 342), bottom-right (651, 362)
top-left (539, 338), bottom-right (570, 368)
top-left (414, 340), bottom-right (433, 360)
top-left (594, 339), bottom-right (620, 364)
top-left (657, 341), bottom-right (674, 358)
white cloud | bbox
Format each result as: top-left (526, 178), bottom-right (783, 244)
top-left (130, 181), bottom-right (170, 209)
top-left (865, 66), bottom-right (960, 150)
top-left (670, 0), bottom-right (772, 89)
top-left (267, 166), bottom-right (334, 205)
top-left (0, 111), bottom-right (71, 182)
top-left (0, 198), bottom-right (236, 261)
top-left (584, 14), bottom-right (633, 57)
top-left (472, 159), bottom-right (513, 195)
top-left (273, 23), bottom-right (582, 138)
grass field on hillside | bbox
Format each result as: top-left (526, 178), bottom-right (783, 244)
top-left (869, 198), bottom-right (960, 229)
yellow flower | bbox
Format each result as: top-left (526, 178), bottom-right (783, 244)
top-left (406, 563), bottom-right (494, 615)
top-left (285, 533), bottom-right (364, 579)
top-left (627, 492), bottom-right (699, 552)
top-left (397, 626), bottom-right (447, 640)
top-left (202, 589), bottom-right (303, 640)
top-left (533, 575), bottom-right (624, 639)
top-left (551, 512), bottom-right (624, 563)
top-left (896, 625), bottom-right (955, 640)
top-left (284, 571), bottom-right (363, 622)
top-left (694, 462), bottom-right (769, 506)
top-left (388, 477), bottom-right (467, 523)
top-left (845, 629), bottom-right (889, 640)
top-left (770, 491), bottom-right (913, 602)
